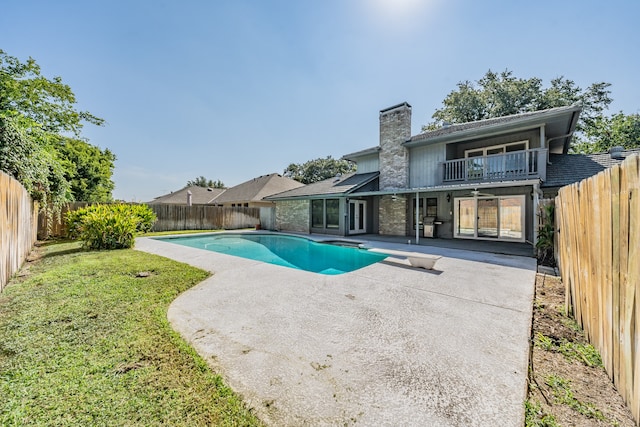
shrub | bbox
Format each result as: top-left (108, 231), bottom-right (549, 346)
top-left (66, 204), bottom-right (157, 249)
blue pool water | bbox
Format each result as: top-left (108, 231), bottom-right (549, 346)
top-left (156, 233), bottom-right (386, 275)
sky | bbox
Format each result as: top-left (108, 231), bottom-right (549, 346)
top-left (2, 0), bottom-right (639, 202)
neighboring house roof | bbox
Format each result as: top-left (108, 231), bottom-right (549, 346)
top-left (266, 172), bottom-right (379, 200)
top-left (343, 104), bottom-right (582, 161)
top-left (149, 186), bottom-right (225, 204)
top-left (214, 173), bottom-right (304, 204)
top-left (543, 149), bottom-right (640, 188)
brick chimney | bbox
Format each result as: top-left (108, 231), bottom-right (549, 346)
top-left (379, 102), bottom-right (411, 190)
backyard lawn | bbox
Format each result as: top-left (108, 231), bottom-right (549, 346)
top-left (0, 240), bottom-right (261, 426)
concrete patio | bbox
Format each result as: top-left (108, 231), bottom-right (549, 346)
top-left (136, 232), bottom-right (536, 426)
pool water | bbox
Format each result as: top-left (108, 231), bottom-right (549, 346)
top-left (156, 233), bottom-right (386, 275)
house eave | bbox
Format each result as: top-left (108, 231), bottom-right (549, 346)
top-left (404, 105), bottom-right (582, 148)
top-left (348, 179), bottom-right (541, 197)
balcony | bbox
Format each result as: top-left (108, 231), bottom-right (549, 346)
top-left (442, 148), bottom-right (547, 183)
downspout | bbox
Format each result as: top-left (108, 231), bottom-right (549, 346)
top-left (415, 191), bottom-right (420, 244)
top-left (532, 182), bottom-right (543, 253)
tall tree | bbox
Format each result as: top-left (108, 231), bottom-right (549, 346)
top-left (0, 115), bottom-right (70, 208)
top-left (0, 50), bottom-right (113, 204)
top-left (0, 49), bottom-right (103, 135)
top-left (283, 156), bottom-right (356, 184)
top-left (55, 137), bottom-right (116, 202)
top-left (572, 112), bottom-right (640, 154)
top-left (425, 70), bottom-right (612, 143)
top-left (186, 176), bottom-right (225, 188)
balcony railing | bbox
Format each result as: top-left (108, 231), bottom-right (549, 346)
top-left (442, 148), bottom-right (547, 183)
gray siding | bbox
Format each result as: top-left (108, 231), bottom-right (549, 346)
top-left (409, 143), bottom-right (446, 187)
top-left (355, 154), bottom-right (379, 173)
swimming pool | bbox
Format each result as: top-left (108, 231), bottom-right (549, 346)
top-left (156, 233), bottom-right (387, 275)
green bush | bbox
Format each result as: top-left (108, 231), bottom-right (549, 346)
top-left (66, 204), bottom-right (157, 249)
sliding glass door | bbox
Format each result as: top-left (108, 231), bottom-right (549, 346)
top-left (454, 195), bottom-right (525, 241)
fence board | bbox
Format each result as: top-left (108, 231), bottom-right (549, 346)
top-left (556, 154), bottom-right (640, 424)
top-left (1, 171), bottom-right (38, 292)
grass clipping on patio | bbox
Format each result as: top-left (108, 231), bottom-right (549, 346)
top-left (0, 241), bottom-right (261, 426)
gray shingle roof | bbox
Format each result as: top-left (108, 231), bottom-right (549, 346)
top-left (214, 173), bottom-right (304, 204)
top-left (407, 104), bottom-right (582, 145)
top-left (543, 149), bottom-right (640, 188)
top-left (266, 172), bottom-right (379, 199)
top-left (148, 186), bottom-right (225, 204)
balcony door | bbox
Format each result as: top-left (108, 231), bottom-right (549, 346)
top-left (454, 195), bottom-right (525, 242)
top-left (349, 200), bottom-right (366, 234)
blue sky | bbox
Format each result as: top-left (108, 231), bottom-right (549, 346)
top-left (3, 0), bottom-right (639, 202)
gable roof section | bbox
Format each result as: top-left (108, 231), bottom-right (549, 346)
top-left (214, 173), bottom-right (304, 204)
top-left (405, 104), bottom-right (582, 153)
top-left (543, 149), bottom-right (640, 188)
top-left (149, 186), bottom-right (225, 204)
top-left (266, 172), bottom-right (379, 200)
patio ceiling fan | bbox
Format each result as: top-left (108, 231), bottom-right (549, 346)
top-left (470, 188), bottom-right (494, 197)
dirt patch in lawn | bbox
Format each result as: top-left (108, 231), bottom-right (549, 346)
top-left (528, 273), bottom-right (636, 426)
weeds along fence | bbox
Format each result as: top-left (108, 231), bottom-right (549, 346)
top-left (38, 203), bottom-right (273, 237)
top-left (1, 171), bottom-right (38, 292)
top-left (555, 154), bottom-right (640, 423)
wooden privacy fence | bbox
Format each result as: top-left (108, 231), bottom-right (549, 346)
top-left (38, 201), bottom-right (89, 239)
top-left (555, 154), bottom-right (640, 423)
top-left (148, 204), bottom-right (263, 232)
top-left (38, 203), bottom-right (274, 237)
top-left (1, 171), bottom-right (38, 292)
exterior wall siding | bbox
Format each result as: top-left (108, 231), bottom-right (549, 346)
top-left (409, 143), bottom-right (447, 187)
top-left (354, 154), bottom-right (379, 174)
top-left (275, 200), bottom-right (309, 233)
top-left (378, 195), bottom-right (407, 236)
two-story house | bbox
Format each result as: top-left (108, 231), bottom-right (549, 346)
top-left (268, 102), bottom-right (583, 247)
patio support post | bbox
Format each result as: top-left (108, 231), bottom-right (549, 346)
top-left (533, 183), bottom-right (540, 252)
top-left (415, 190), bottom-right (420, 244)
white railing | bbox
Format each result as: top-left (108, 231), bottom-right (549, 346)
top-left (443, 148), bottom-right (547, 183)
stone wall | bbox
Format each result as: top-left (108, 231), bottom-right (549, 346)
top-left (378, 195), bottom-right (407, 236)
top-left (275, 200), bottom-right (309, 233)
top-left (379, 103), bottom-right (411, 190)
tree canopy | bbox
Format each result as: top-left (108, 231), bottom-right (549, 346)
top-left (572, 112), bottom-right (640, 154)
top-left (423, 69), bottom-right (640, 154)
top-left (186, 176), bottom-right (225, 188)
top-left (0, 49), bottom-right (113, 207)
top-left (283, 156), bottom-right (356, 184)
top-left (424, 70), bottom-right (612, 135)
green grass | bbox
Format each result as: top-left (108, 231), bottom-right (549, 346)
top-left (0, 241), bottom-right (261, 426)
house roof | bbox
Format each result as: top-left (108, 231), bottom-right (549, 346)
top-left (149, 186), bottom-right (225, 204)
top-left (543, 149), bottom-right (640, 188)
top-left (344, 105), bottom-right (582, 160)
top-left (214, 173), bottom-right (304, 204)
top-left (266, 172), bottom-right (379, 200)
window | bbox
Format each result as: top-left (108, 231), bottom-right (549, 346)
top-left (412, 197), bottom-right (438, 229)
top-left (311, 200), bottom-right (324, 228)
top-left (465, 140), bottom-right (529, 158)
top-left (426, 198), bottom-right (437, 217)
top-left (311, 199), bottom-right (341, 229)
top-left (454, 195), bottom-right (525, 241)
top-left (325, 199), bottom-right (340, 229)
